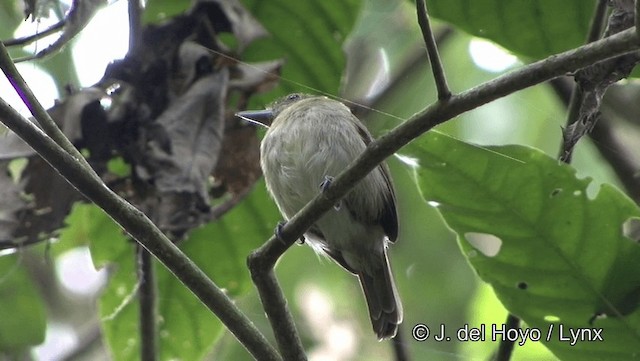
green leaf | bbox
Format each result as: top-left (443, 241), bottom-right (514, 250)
top-left (0, 254), bottom-right (46, 351)
top-left (142, 0), bottom-right (190, 24)
top-left (63, 182), bottom-right (278, 360)
top-left (241, 0), bottom-right (361, 101)
top-left (427, 0), bottom-right (595, 59)
top-left (0, 2), bottom-right (24, 39)
top-left (408, 132), bottom-right (640, 360)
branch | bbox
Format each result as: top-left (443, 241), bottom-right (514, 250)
top-left (559, 0), bottom-right (610, 163)
top-left (128, 0), bottom-right (142, 52)
top-left (246, 259), bottom-right (306, 361)
top-left (550, 77), bottom-right (640, 201)
top-left (0, 42), bottom-right (95, 175)
top-left (0, 102), bottom-right (280, 361)
top-left (247, 26), bottom-right (640, 357)
top-left (138, 246), bottom-right (158, 361)
top-left (416, 0), bottom-right (451, 100)
top-left (636, 0), bottom-right (640, 36)
top-left (2, 21), bottom-right (65, 47)
top-left (493, 314), bottom-right (520, 361)
top-left (391, 327), bottom-right (410, 361)
top-left (588, 0), bottom-right (610, 43)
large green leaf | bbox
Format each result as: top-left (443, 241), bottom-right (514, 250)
top-left (427, 0), bottom-right (595, 59)
top-left (241, 0), bottom-right (361, 100)
top-left (60, 182), bottom-right (279, 360)
top-left (0, 254), bottom-right (46, 352)
top-left (408, 132), bottom-right (640, 360)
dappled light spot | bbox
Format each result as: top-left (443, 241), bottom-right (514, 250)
top-left (33, 323), bottom-right (78, 361)
top-left (622, 218), bottom-right (640, 242)
top-left (296, 284), bottom-right (358, 360)
top-left (544, 315), bottom-right (561, 323)
top-left (464, 232), bottom-right (502, 257)
top-left (57, 247), bottom-right (108, 296)
top-left (394, 153), bottom-right (419, 168)
top-left (586, 181), bottom-right (599, 200)
top-left (468, 38), bottom-right (519, 72)
top-left (573, 190), bottom-right (582, 197)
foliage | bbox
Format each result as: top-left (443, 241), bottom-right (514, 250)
top-left (0, 0), bottom-right (638, 360)
top-left (409, 132), bottom-right (640, 360)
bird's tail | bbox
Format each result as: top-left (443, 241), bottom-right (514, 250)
top-left (358, 249), bottom-right (403, 340)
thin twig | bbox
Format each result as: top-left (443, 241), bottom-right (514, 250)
top-left (352, 26), bottom-right (454, 121)
top-left (493, 314), bottom-right (520, 361)
top-left (3, 21), bottom-right (66, 47)
top-left (138, 245), bottom-right (158, 361)
top-left (0, 42), bottom-right (96, 175)
top-left (416, 0), bottom-right (451, 100)
top-left (209, 187), bottom-right (253, 221)
top-left (0, 100), bottom-right (281, 361)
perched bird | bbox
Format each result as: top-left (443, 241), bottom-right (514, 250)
top-left (237, 93), bottom-right (402, 339)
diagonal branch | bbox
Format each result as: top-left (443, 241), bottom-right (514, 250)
top-left (0, 42), bottom-right (95, 175)
top-left (3, 21), bottom-right (65, 47)
top-left (0, 101), bottom-right (281, 360)
top-left (416, 0), bottom-right (451, 100)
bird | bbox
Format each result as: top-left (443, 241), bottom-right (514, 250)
top-left (237, 93), bottom-right (402, 340)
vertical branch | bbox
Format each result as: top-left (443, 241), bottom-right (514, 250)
top-left (138, 245), bottom-right (158, 361)
top-left (550, 77), bottom-right (640, 201)
top-left (587, 0), bottom-right (611, 43)
top-left (247, 254), bottom-right (306, 361)
top-left (128, 0), bottom-right (142, 52)
top-left (636, 0), bottom-right (640, 36)
top-left (559, 0), bottom-right (609, 162)
top-left (493, 314), bottom-right (520, 361)
top-left (416, 0), bottom-right (451, 100)
top-left (391, 327), bottom-right (410, 361)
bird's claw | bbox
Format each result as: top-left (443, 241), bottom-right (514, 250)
top-left (320, 175), bottom-right (341, 210)
top-left (320, 175), bottom-right (334, 192)
top-left (275, 221), bottom-right (286, 244)
top-left (275, 221), bottom-right (305, 244)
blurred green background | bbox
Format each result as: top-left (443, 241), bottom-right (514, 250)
top-left (0, 0), bottom-right (627, 360)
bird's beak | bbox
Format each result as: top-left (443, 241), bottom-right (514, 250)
top-left (235, 109), bottom-right (273, 128)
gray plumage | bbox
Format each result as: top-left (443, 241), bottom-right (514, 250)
top-left (256, 93), bottom-right (402, 340)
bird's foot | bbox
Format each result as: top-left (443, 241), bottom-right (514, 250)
top-left (320, 175), bottom-right (341, 211)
